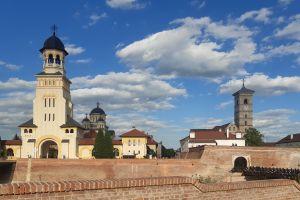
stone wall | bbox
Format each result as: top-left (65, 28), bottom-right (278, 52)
top-left (0, 176), bottom-right (299, 200)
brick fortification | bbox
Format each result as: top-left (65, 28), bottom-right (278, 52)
top-left (0, 176), bottom-right (299, 200)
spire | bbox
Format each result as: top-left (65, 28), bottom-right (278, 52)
top-left (51, 24), bottom-right (58, 36)
top-left (85, 113), bottom-right (88, 118)
top-left (97, 102), bottom-right (100, 108)
top-left (242, 78), bottom-right (245, 88)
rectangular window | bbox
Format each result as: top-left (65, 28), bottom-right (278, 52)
top-left (49, 113), bottom-right (51, 121)
top-left (44, 98), bottom-right (47, 107)
top-left (49, 98), bottom-right (51, 107)
top-left (53, 113), bottom-right (55, 121)
top-left (44, 114), bottom-right (46, 121)
top-left (53, 98), bottom-right (55, 107)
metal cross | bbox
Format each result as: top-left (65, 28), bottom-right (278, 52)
top-left (51, 24), bottom-right (58, 35)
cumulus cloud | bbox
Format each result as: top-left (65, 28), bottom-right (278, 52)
top-left (0, 60), bottom-right (22, 71)
top-left (0, 70), bottom-right (186, 139)
top-left (275, 14), bottom-right (300, 41)
top-left (278, 0), bottom-right (294, 6)
top-left (65, 44), bottom-right (85, 55)
top-left (220, 73), bottom-right (300, 96)
top-left (237, 8), bottom-right (273, 24)
top-left (254, 109), bottom-right (300, 141)
top-left (106, 0), bottom-right (146, 9)
top-left (117, 17), bottom-right (263, 80)
top-left (184, 117), bottom-right (226, 129)
top-left (215, 100), bottom-right (233, 110)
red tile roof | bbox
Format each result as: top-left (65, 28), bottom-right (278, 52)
top-left (120, 129), bottom-right (148, 138)
top-left (1, 140), bottom-right (22, 145)
top-left (147, 136), bottom-right (158, 145)
top-left (277, 133), bottom-right (300, 144)
top-left (78, 138), bottom-right (122, 145)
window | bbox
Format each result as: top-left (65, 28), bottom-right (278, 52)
top-left (128, 140), bottom-right (131, 146)
top-left (138, 139), bottom-right (140, 146)
top-left (133, 139), bottom-right (136, 146)
top-left (44, 98), bottom-right (47, 107)
top-left (53, 114), bottom-right (55, 121)
top-left (244, 99), bottom-right (248, 104)
top-left (29, 129), bottom-right (32, 133)
top-left (55, 55), bottom-right (61, 64)
top-left (48, 54), bottom-right (54, 63)
top-left (245, 114), bottom-right (247, 119)
top-left (49, 113), bottom-right (51, 121)
top-left (49, 98), bottom-right (51, 107)
top-left (138, 150), bottom-right (140, 154)
top-left (70, 129), bottom-right (74, 133)
top-left (245, 121), bottom-right (247, 126)
top-left (53, 99), bottom-right (55, 107)
top-left (24, 129), bottom-right (28, 133)
top-left (44, 114), bottom-right (47, 121)
top-left (65, 129), bottom-right (69, 133)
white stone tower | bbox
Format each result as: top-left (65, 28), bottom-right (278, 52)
top-left (19, 28), bottom-right (83, 159)
top-left (233, 80), bottom-right (255, 134)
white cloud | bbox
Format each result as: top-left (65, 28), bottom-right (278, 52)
top-left (220, 73), bottom-right (300, 96)
top-left (266, 42), bottom-right (300, 57)
top-left (237, 8), bottom-right (273, 24)
top-left (215, 100), bottom-right (233, 110)
top-left (0, 60), bottom-right (22, 71)
top-left (275, 14), bottom-right (300, 41)
top-left (106, 0), bottom-right (146, 9)
top-left (65, 44), bottom-right (85, 55)
top-left (85, 13), bottom-right (107, 28)
top-left (117, 17), bottom-right (263, 80)
top-left (278, 0), bottom-right (294, 6)
top-left (0, 78), bottom-right (35, 90)
top-left (190, 0), bottom-right (206, 9)
top-left (184, 117), bottom-right (226, 129)
top-left (254, 108), bottom-right (300, 141)
top-left (73, 58), bottom-right (92, 64)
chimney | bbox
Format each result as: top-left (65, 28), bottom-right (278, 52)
top-left (226, 128), bottom-right (229, 139)
top-left (290, 134), bottom-right (294, 140)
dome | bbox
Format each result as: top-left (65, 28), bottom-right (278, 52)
top-left (82, 114), bottom-right (90, 123)
top-left (39, 32), bottom-right (68, 55)
top-left (90, 103), bottom-right (106, 115)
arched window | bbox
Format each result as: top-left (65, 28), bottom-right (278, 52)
top-left (70, 129), bottom-right (74, 133)
top-left (24, 129), bottom-right (28, 133)
top-left (29, 129), bottom-right (32, 133)
top-left (245, 114), bottom-right (247, 119)
top-left (128, 140), bottom-right (131, 146)
top-left (245, 121), bottom-right (247, 126)
top-left (244, 99), bottom-right (248, 104)
top-left (55, 55), bottom-right (61, 64)
top-left (65, 129), bottom-right (69, 133)
top-left (48, 54), bottom-right (54, 63)
top-left (133, 139), bottom-right (136, 146)
top-left (7, 148), bottom-right (14, 157)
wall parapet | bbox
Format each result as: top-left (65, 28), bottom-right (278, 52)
top-left (0, 176), bottom-right (299, 196)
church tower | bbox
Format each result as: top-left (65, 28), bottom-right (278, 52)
top-left (233, 80), bottom-right (255, 134)
top-left (19, 27), bottom-right (83, 159)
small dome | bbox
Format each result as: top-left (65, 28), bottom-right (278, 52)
top-left (90, 103), bottom-right (106, 115)
top-left (39, 32), bottom-right (68, 55)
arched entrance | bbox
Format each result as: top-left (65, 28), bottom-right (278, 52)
top-left (40, 140), bottom-right (58, 158)
top-left (233, 157), bottom-right (247, 172)
top-left (7, 148), bottom-right (14, 157)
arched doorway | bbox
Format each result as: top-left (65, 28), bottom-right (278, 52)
top-left (114, 148), bottom-right (119, 158)
top-left (233, 157), bottom-right (247, 172)
top-left (7, 148), bottom-right (14, 157)
top-left (40, 140), bottom-right (58, 158)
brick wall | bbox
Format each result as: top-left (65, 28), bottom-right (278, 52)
top-left (0, 176), bottom-right (299, 200)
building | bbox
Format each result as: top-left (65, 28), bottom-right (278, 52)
top-left (82, 103), bottom-right (108, 132)
top-left (276, 133), bottom-right (300, 147)
top-left (78, 128), bottom-right (160, 159)
top-left (180, 129), bottom-right (245, 152)
top-left (233, 81), bottom-right (255, 134)
top-left (180, 81), bottom-right (253, 152)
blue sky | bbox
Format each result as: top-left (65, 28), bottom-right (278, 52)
top-left (0, 0), bottom-right (300, 148)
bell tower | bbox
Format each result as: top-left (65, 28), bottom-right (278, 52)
top-left (233, 80), bottom-right (255, 134)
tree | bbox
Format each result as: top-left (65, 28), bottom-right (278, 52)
top-left (244, 128), bottom-right (264, 146)
top-left (93, 129), bottom-right (114, 158)
top-left (161, 146), bottom-right (176, 158)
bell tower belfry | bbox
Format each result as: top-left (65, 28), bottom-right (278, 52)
top-left (233, 80), bottom-right (255, 134)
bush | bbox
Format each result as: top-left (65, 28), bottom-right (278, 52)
top-left (93, 129), bottom-right (114, 159)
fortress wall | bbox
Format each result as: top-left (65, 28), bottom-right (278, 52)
top-left (1, 176), bottom-right (299, 200)
top-left (10, 146), bottom-right (300, 183)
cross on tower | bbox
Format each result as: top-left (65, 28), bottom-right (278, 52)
top-left (51, 24), bottom-right (58, 36)
top-left (97, 102), bottom-right (100, 108)
top-left (242, 78), bottom-right (245, 87)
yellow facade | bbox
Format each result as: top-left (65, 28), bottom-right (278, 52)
top-left (4, 145), bottom-right (21, 160)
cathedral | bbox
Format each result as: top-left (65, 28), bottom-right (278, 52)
top-left (0, 30), bottom-right (161, 159)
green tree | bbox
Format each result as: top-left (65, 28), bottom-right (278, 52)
top-left (93, 129), bottom-right (114, 158)
top-left (244, 128), bottom-right (264, 146)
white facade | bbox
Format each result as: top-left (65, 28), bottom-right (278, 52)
top-left (19, 32), bottom-right (82, 159)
